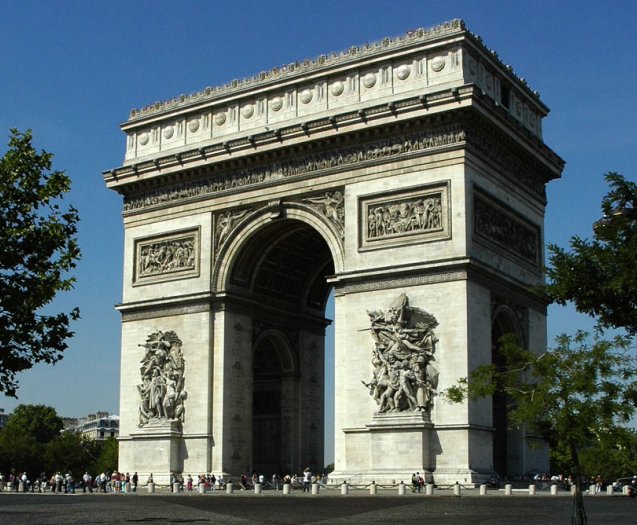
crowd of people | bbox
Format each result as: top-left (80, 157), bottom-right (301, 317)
top-left (0, 471), bottom-right (140, 493)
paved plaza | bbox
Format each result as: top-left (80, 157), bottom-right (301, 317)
top-left (1, 490), bottom-right (635, 524)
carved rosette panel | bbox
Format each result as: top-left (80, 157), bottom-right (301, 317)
top-left (363, 294), bottom-right (439, 415)
top-left (137, 330), bottom-right (187, 427)
top-left (302, 191), bottom-right (345, 237)
top-left (134, 229), bottom-right (200, 284)
top-left (473, 189), bottom-right (539, 267)
top-left (359, 183), bottom-right (450, 250)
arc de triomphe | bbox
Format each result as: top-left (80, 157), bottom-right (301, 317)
top-left (104, 20), bottom-right (563, 485)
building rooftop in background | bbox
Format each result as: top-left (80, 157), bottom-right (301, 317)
top-left (63, 411), bottom-right (119, 441)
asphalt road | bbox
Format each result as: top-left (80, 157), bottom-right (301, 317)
top-left (1, 491), bottom-right (635, 524)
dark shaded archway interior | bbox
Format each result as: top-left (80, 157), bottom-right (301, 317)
top-left (491, 311), bottom-right (521, 479)
top-left (229, 219), bottom-right (335, 474)
top-left (230, 219), bottom-right (334, 311)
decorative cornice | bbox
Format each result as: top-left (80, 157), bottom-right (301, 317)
top-left (333, 270), bottom-right (468, 296)
top-left (122, 125), bottom-right (466, 213)
top-left (126, 19), bottom-right (542, 123)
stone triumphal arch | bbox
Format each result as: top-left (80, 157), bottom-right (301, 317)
top-left (104, 20), bottom-right (563, 484)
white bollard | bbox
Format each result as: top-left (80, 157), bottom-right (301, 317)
top-left (147, 482), bottom-right (155, 494)
top-left (606, 485), bottom-right (614, 496)
top-left (254, 483), bottom-right (262, 494)
top-left (341, 482), bottom-right (349, 495)
top-left (198, 483), bottom-right (205, 494)
top-left (369, 482), bottom-right (377, 495)
top-left (173, 482), bottom-right (180, 493)
top-left (311, 483), bottom-right (319, 495)
top-left (571, 485), bottom-right (577, 495)
top-left (623, 485), bottom-right (629, 495)
top-left (283, 483), bottom-right (290, 495)
top-left (479, 484), bottom-right (487, 495)
top-left (226, 483), bottom-right (234, 494)
top-left (550, 484), bottom-right (558, 495)
top-left (453, 482), bottom-right (461, 496)
top-left (426, 483), bottom-right (434, 496)
top-left (504, 484), bottom-right (512, 495)
top-left (398, 482), bottom-right (406, 495)
top-left (528, 484), bottom-right (536, 495)
top-left (589, 484), bottom-right (596, 495)
top-left (18, 482), bottom-right (24, 493)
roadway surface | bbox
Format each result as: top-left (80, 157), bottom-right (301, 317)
top-left (1, 490), bottom-right (635, 524)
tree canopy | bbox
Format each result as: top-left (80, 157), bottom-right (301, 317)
top-left (0, 129), bottom-right (80, 397)
top-left (544, 173), bottom-right (637, 334)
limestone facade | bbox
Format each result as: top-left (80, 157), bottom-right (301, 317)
top-left (104, 19), bottom-right (563, 485)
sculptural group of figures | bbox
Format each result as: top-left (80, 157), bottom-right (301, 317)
top-left (137, 331), bottom-right (187, 426)
top-left (367, 196), bottom-right (442, 239)
top-left (363, 294), bottom-right (439, 414)
top-left (138, 238), bottom-right (196, 277)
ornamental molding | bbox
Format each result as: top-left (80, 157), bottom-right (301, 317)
top-left (123, 125), bottom-right (466, 213)
top-left (334, 270), bottom-right (468, 296)
top-left (126, 19), bottom-right (542, 123)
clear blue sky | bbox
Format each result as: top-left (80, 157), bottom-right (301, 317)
top-left (1, 1), bottom-right (636, 462)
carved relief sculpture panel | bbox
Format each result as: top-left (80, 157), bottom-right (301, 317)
top-left (134, 228), bottom-right (200, 284)
top-left (359, 182), bottom-right (450, 251)
top-left (137, 330), bottom-right (188, 427)
top-left (473, 188), bottom-right (539, 267)
top-left (362, 294), bottom-right (439, 416)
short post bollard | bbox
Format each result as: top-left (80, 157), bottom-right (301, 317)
top-left (18, 482), bottom-right (24, 493)
top-left (426, 483), bottom-right (434, 496)
top-left (571, 485), bottom-right (577, 495)
top-left (312, 483), bottom-right (319, 495)
top-left (147, 482), bottom-right (155, 494)
top-left (341, 482), bottom-right (349, 495)
top-left (479, 484), bottom-right (487, 496)
top-left (254, 483), bottom-right (262, 495)
top-left (369, 482), bottom-right (377, 495)
top-left (589, 484), bottom-right (596, 495)
top-left (398, 481), bottom-right (406, 495)
top-left (550, 484), bottom-right (558, 495)
top-left (198, 483), bottom-right (205, 494)
top-left (623, 485), bottom-right (629, 495)
top-left (504, 484), bottom-right (512, 496)
top-left (453, 482), bottom-right (461, 496)
top-left (606, 485), bottom-right (614, 496)
top-left (173, 482), bottom-right (180, 493)
top-left (226, 483), bottom-right (234, 494)
top-left (283, 483), bottom-right (290, 495)
top-left (528, 484), bottom-right (536, 495)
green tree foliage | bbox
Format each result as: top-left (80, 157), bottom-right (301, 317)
top-left (0, 129), bottom-right (80, 397)
top-left (545, 173), bottom-right (637, 334)
top-left (0, 404), bottom-right (63, 476)
top-left (445, 331), bottom-right (637, 524)
top-left (45, 432), bottom-right (101, 479)
top-left (95, 437), bottom-right (119, 474)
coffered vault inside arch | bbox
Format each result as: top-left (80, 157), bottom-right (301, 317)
top-left (227, 219), bottom-right (335, 312)
top-left (222, 218), bottom-right (335, 474)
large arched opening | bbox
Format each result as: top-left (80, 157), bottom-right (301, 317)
top-left (217, 213), bottom-right (338, 476)
top-left (491, 305), bottom-right (525, 479)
